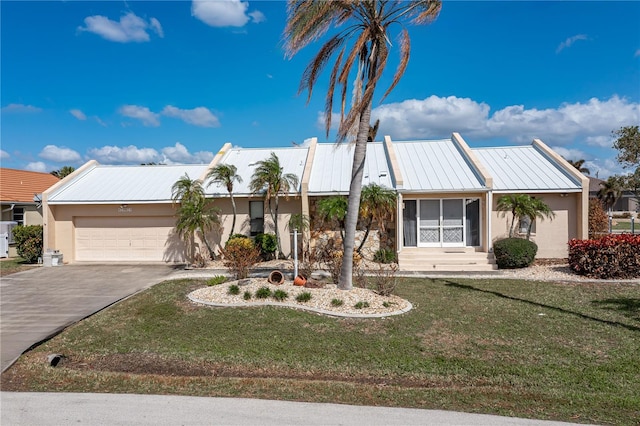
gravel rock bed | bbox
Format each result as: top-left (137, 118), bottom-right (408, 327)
top-left (188, 278), bottom-right (412, 318)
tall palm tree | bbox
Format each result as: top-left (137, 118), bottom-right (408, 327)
top-left (50, 166), bottom-right (75, 179)
top-left (496, 194), bottom-right (532, 238)
top-left (367, 119), bottom-right (380, 142)
top-left (566, 159), bottom-right (590, 175)
top-left (249, 152), bottom-right (299, 259)
top-left (172, 174), bottom-right (219, 261)
top-left (357, 183), bottom-right (397, 253)
top-left (284, 0), bottom-right (441, 290)
top-left (597, 177), bottom-right (623, 212)
top-left (206, 164), bottom-right (242, 237)
top-left (521, 197), bottom-right (555, 240)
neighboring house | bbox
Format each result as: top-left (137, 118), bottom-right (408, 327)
top-left (42, 134), bottom-right (588, 269)
top-left (588, 177), bottom-right (638, 215)
top-left (1, 168), bottom-right (60, 257)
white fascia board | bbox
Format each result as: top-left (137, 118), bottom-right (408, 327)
top-left (47, 200), bottom-right (176, 205)
top-left (491, 188), bottom-right (583, 194)
top-left (399, 188), bottom-right (490, 195)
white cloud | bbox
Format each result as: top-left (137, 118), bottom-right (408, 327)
top-left (1, 103), bottom-right (42, 113)
top-left (39, 145), bottom-right (82, 163)
top-left (248, 10), bottom-right (266, 24)
top-left (162, 105), bottom-right (220, 127)
top-left (367, 95), bottom-right (640, 146)
top-left (161, 142), bottom-right (213, 164)
top-left (78, 12), bottom-right (163, 43)
top-left (556, 34), bottom-right (588, 53)
top-left (26, 161), bottom-right (47, 172)
top-left (0, 150), bottom-right (9, 160)
top-left (95, 117), bottom-right (107, 127)
top-left (118, 105), bottom-right (160, 127)
top-left (551, 146), bottom-right (588, 162)
top-left (87, 145), bottom-right (160, 164)
top-left (635, 49), bottom-right (640, 58)
top-left (192, 0), bottom-right (264, 27)
top-left (70, 109), bottom-right (87, 120)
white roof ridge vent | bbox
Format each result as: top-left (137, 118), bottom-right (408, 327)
top-left (379, 171), bottom-right (388, 177)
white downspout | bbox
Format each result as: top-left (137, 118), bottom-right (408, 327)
top-left (487, 191), bottom-right (493, 252)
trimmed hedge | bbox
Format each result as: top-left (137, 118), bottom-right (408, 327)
top-left (254, 233), bottom-right (277, 260)
top-left (569, 234), bottom-right (640, 279)
top-left (12, 225), bottom-right (43, 263)
top-left (493, 238), bottom-right (538, 269)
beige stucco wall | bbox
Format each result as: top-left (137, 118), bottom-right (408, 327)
top-left (491, 193), bottom-right (581, 258)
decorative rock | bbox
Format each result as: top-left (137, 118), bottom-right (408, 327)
top-left (238, 279), bottom-right (251, 287)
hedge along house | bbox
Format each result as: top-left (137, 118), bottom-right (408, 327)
top-left (42, 133), bottom-right (587, 268)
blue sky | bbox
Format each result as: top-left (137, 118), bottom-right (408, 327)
top-left (1, 1), bottom-right (639, 178)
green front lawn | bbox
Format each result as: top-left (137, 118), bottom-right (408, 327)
top-left (0, 257), bottom-right (39, 276)
top-left (2, 277), bottom-right (638, 425)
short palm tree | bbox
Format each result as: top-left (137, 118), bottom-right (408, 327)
top-left (357, 183), bottom-right (397, 253)
top-left (172, 174), bottom-right (219, 261)
top-left (521, 198), bottom-right (555, 240)
top-left (367, 119), bottom-right (380, 142)
top-left (316, 196), bottom-right (348, 243)
top-left (496, 194), bottom-right (532, 238)
top-left (206, 164), bottom-right (242, 237)
top-left (284, 0), bottom-right (441, 290)
top-left (249, 152), bottom-right (299, 259)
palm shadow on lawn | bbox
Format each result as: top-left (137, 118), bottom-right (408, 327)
top-left (591, 298), bottom-right (640, 323)
top-left (443, 280), bottom-right (640, 333)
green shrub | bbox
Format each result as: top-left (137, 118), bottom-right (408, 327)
top-left (255, 287), bottom-right (272, 299)
top-left (221, 237), bottom-right (260, 279)
top-left (272, 289), bottom-right (288, 301)
top-left (331, 298), bottom-right (344, 307)
top-left (12, 225), bottom-right (43, 264)
top-left (254, 233), bottom-right (277, 260)
top-left (493, 238), bottom-right (538, 269)
top-left (569, 234), bottom-right (640, 279)
top-left (206, 275), bottom-right (227, 286)
top-left (373, 248), bottom-right (396, 264)
top-left (295, 292), bottom-right (312, 302)
top-left (227, 284), bottom-right (240, 295)
top-left (243, 291), bottom-right (252, 300)
top-left (382, 301), bottom-right (395, 308)
top-left (225, 234), bottom-right (250, 247)
top-left (354, 301), bottom-right (370, 309)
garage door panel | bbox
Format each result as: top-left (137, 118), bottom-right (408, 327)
top-left (75, 216), bottom-right (185, 262)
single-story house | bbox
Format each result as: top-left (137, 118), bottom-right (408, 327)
top-left (588, 177), bottom-right (638, 215)
top-left (1, 168), bottom-right (60, 257)
top-left (42, 133), bottom-right (588, 270)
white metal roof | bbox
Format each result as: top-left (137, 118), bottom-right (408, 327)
top-left (207, 147), bottom-right (308, 196)
top-left (307, 142), bottom-right (394, 194)
top-left (393, 139), bottom-right (486, 192)
top-left (47, 164), bottom-right (209, 204)
top-left (472, 145), bottom-right (581, 192)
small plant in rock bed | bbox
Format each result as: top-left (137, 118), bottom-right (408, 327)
top-left (382, 301), bottom-right (395, 308)
top-left (255, 287), bottom-right (272, 299)
top-left (295, 292), bottom-right (312, 303)
top-left (243, 291), bottom-right (252, 300)
top-left (227, 284), bottom-right (240, 295)
top-left (272, 289), bottom-right (289, 301)
top-left (354, 301), bottom-right (370, 309)
top-left (331, 298), bottom-right (344, 307)
top-left (206, 275), bottom-right (227, 286)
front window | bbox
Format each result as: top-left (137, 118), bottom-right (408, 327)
top-left (12, 207), bottom-right (24, 225)
top-left (249, 201), bottom-right (264, 236)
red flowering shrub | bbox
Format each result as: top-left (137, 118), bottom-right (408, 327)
top-left (568, 234), bottom-right (640, 279)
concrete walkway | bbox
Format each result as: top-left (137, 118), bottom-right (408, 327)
top-left (0, 393), bottom-right (588, 426)
top-left (0, 264), bottom-right (176, 372)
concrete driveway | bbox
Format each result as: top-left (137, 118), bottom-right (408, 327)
top-left (1, 264), bottom-right (177, 372)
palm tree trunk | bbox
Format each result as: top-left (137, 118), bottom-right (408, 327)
top-left (338, 101), bottom-right (372, 290)
top-left (200, 229), bottom-right (216, 260)
top-left (230, 193), bottom-right (237, 236)
top-left (356, 215), bottom-right (373, 254)
top-left (274, 195), bottom-right (284, 259)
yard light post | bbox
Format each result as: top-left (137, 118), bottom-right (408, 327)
top-left (293, 227), bottom-right (298, 278)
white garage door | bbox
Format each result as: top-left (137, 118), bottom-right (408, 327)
top-left (75, 217), bottom-right (184, 262)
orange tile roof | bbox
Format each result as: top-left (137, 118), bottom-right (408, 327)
top-left (0, 168), bottom-right (60, 203)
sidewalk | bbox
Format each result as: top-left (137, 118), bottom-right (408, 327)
top-left (0, 393), bottom-right (589, 426)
